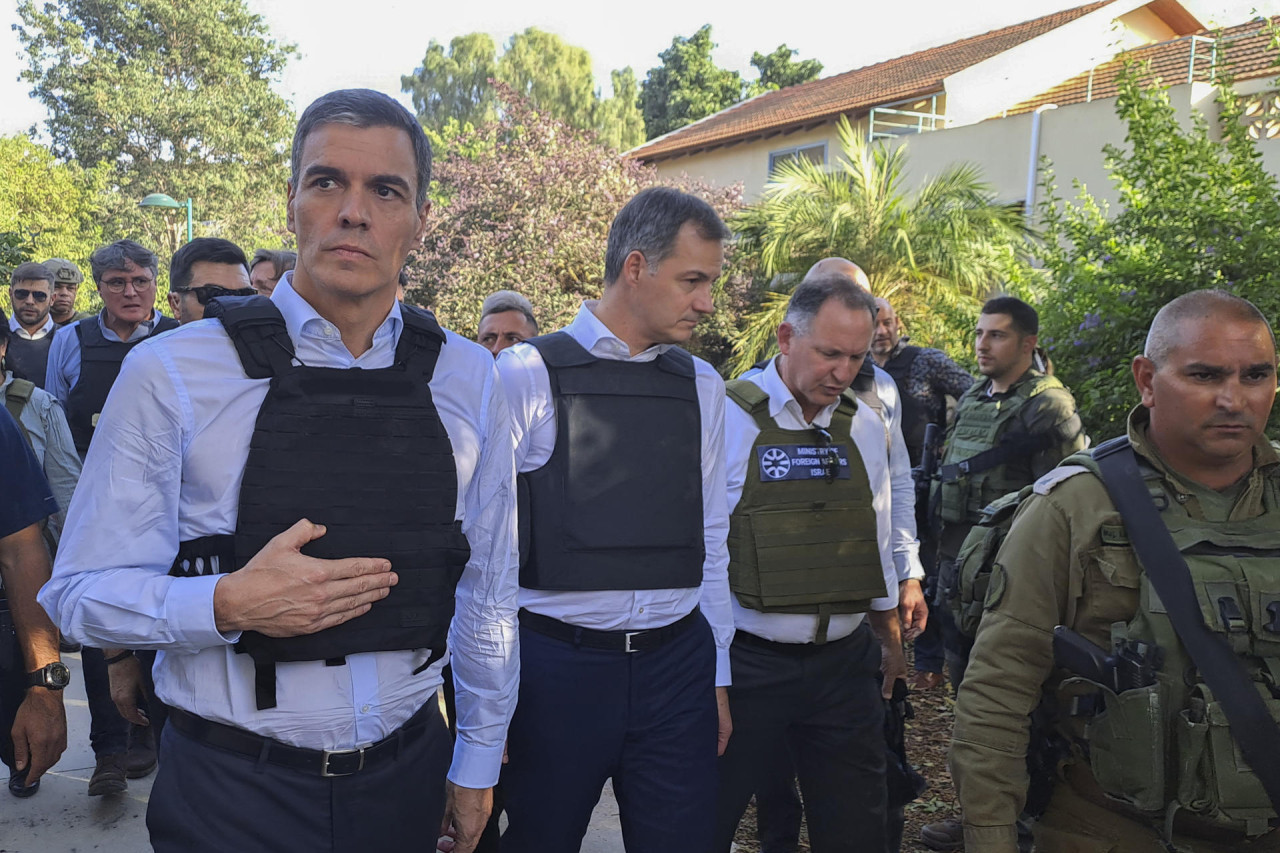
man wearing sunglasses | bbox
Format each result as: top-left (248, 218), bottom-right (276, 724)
top-left (6, 263), bottom-right (57, 387)
top-left (713, 273), bottom-right (903, 853)
top-left (166, 238), bottom-right (254, 325)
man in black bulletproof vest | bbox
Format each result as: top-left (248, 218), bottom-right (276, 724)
top-left (497, 187), bottom-right (736, 852)
top-left (39, 89), bottom-right (518, 853)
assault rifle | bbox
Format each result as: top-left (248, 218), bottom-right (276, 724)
top-left (1052, 625), bottom-right (1163, 693)
top-left (913, 422), bottom-right (942, 529)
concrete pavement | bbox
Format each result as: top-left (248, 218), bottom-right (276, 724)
top-left (0, 651), bottom-right (624, 852)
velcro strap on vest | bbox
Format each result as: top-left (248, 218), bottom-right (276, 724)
top-left (939, 430), bottom-right (1056, 482)
top-left (206, 295), bottom-right (295, 379)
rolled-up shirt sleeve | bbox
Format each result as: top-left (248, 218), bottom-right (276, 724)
top-left (447, 361), bottom-right (521, 789)
top-left (38, 344), bottom-right (235, 651)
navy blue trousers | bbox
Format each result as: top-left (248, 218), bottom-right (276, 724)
top-left (82, 646), bottom-right (130, 755)
top-left (501, 612), bottom-right (718, 853)
top-left (147, 702), bottom-right (451, 853)
top-left (714, 624), bottom-right (887, 853)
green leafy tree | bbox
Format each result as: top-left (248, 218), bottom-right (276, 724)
top-left (729, 117), bottom-right (1032, 376)
top-left (594, 68), bottom-right (647, 151)
top-left (1039, 66), bottom-right (1280, 438)
top-left (747, 45), bottom-right (823, 96)
top-left (406, 83), bottom-right (744, 364)
top-left (401, 33), bottom-right (499, 131)
top-left (641, 25), bottom-right (744, 139)
top-left (16, 0), bottom-right (297, 258)
top-left (498, 28), bottom-right (597, 131)
top-left (0, 134), bottom-right (107, 314)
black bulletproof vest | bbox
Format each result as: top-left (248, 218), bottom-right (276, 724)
top-left (174, 295), bottom-right (470, 710)
top-left (5, 334), bottom-right (52, 388)
top-left (881, 346), bottom-right (929, 466)
top-left (518, 332), bottom-right (704, 591)
top-left (66, 316), bottom-right (179, 453)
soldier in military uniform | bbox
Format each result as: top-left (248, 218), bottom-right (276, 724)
top-left (933, 296), bottom-right (1086, 688)
top-left (43, 259), bottom-right (92, 329)
top-left (951, 289), bottom-right (1280, 852)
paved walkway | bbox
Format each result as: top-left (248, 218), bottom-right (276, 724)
top-left (0, 651), bottom-right (624, 852)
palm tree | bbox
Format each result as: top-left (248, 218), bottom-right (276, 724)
top-left (728, 116), bottom-right (1032, 375)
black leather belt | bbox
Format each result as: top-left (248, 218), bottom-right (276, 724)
top-left (168, 703), bottom-right (432, 778)
top-left (519, 608), bottom-right (699, 653)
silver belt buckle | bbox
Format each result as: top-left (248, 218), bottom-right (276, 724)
top-left (320, 746), bottom-right (366, 777)
top-left (624, 631), bottom-right (645, 653)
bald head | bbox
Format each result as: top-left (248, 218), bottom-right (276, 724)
top-left (1144, 290), bottom-right (1275, 366)
top-left (805, 258), bottom-right (870, 291)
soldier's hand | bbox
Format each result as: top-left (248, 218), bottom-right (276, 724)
top-left (11, 687), bottom-right (66, 787)
top-left (212, 519), bottom-right (396, 637)
top-left (898, 579), bottom-right (928, 640)
top-left (107, 653), bottom-right (150, 726)
top-left (437, 780), bottom-right (492, 853)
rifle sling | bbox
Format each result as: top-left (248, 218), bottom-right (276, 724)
top-left (1094, 436), bottom-right (1280, 815)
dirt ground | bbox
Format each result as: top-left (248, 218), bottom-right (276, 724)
top-left (730, 646), bottom-right (962, 852)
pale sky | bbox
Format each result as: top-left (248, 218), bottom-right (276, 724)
top-left (1, 0), bottom-right (1274, 137)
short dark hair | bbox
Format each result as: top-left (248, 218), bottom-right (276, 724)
top-left (292, 89), bottom-right (433, 209)
top-left (982, 295), bottom-right (1039, 337)
top-left (170, 238), bottom-right (250, 291)
top-left (90, 240), bottom-right (159, 284)
top-left (10, 262), bottom-right (53, 288)
top-left (603, 187), bottom-right (729, 285)
top-left (249, 249), bottom-right (297, 281)
top-left (784, 273), bottom-right (878, 336)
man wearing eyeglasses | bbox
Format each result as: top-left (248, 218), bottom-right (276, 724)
top-left (42, 240), bottom-right (177, 797)
top-left (45, 240), bottom-right (178, 458)
top-left (712, 273), bottom-right (903, 853)
top-left (6, 263), bottom-right (57, 388)
top-left (166, 238), bottom-right (254, 325)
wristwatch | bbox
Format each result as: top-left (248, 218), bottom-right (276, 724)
top-left (26, 661), bottom-right (71, 690)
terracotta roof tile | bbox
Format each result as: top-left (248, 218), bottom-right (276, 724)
top-left (1006, 17), bottom-right (1278, 115)
top-left (630, 1), bottom-right (1114, 162)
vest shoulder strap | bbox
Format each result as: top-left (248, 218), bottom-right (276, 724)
top-left (154, 315), bottom-right (179, 335)
top-left (726, 380), bottom-right (775, 432)
top-left (1094, 436), bottom-right (1280, 815)
top-left (528, 331), bottom-right (596, 368)
top-left (656, 346), bottom-right (695, 379)
top-left (394, 304), bottom-right (446, 378)
top-left (75, 317), bottom-right (103, 347)
top-left (4, 380), bottom-right (34, 445)
top-left (205, 295), bottom-right (295, 380)
top-left (1024, 372), bottom-right (1066, 399)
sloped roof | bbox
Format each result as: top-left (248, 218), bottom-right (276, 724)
top-left (629, 1), bottom-right (1115, 162)
top-left (1006, 17), bottom-right (1279, 115)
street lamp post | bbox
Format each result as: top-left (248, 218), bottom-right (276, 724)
top-left (138, 193), bottom-right (193, 243)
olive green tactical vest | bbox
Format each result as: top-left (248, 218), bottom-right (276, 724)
top-left (725, 381), bottom-right (886, 627)
top-left (936, 370), bottom-right (1064, 525)
top-left (4, 378), bottom-right (35, 448)
top-left (1057, 452), bottom-right (1280, 837)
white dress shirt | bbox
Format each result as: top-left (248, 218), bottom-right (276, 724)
top-left (9, 314), bottom-right (54, 340)
top-left (39, 275), bottom-right (519, 788)
top-left (44, 309), bottom-right (168, 402)
top-left (743, 361), bottom-right (924, 584)
top-left (725, 358), bottom-right (900, 644)
top-left (496, 302), bottom-right (735, 687)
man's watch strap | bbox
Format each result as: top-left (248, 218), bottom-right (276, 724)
top-left (26, 661), bottom-right (71, 690)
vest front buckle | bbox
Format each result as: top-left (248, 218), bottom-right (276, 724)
top-left (624, 631), bottom-right (644, 653)
top-left (320, 746), bottom-right (366, 777)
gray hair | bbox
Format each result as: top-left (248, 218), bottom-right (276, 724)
top-left (480, 289), bottom-right (539, 334)
top-left (1145, 289), bottom-right (1275, 365)
top-left (784, 273), bottom-right (879, 336)
top-left (292, 89), bottom-right (433, 209)
top-left (603, 187), bottom-right (729, 285)
top-left (250, 249), bottom-right (297, 280)
top-left (89, 240), bottom-right (158, 284)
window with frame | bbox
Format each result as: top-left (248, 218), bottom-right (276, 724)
top-left (768, 142), bottom-right (827, 175)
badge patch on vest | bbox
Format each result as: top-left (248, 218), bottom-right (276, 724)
top-left (756, 444), bottom-right (851, 481)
